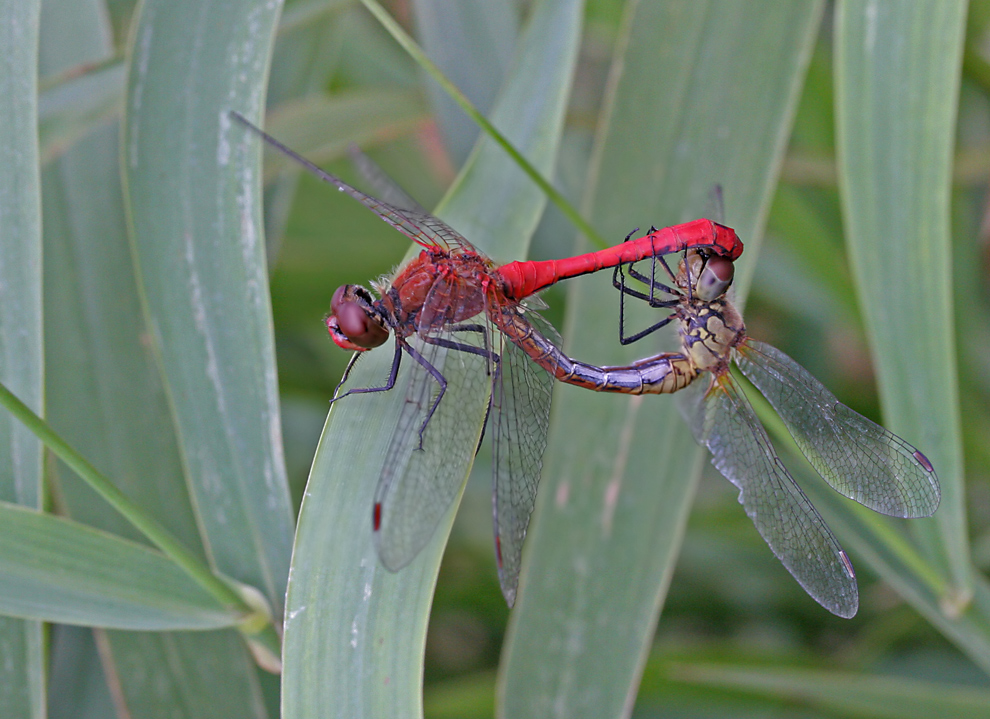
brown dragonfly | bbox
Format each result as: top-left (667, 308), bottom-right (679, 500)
top-left (505, 246), bottom-right (940, 617)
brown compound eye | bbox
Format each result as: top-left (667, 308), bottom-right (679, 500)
top-left (696, 255), bottom-right (734, 301)
top-left (326, 284), bottom-right (389, 350)
top-left (335, 301), bottom-right (388, 348)
top-left (330, 285), bottom-right (350, 315)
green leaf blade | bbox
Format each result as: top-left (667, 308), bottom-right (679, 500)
top-left (0, 503), bottom-right (236, 630)
top-left (123, 0), bottom-right (295, 614)
top-left (0, 0), bottom-right (43, 515)
top-left (834, 0), bottom-right (969, 600)
top-left (664, 661), bottom-right (990, 719)
top-left (264, 89), bottom-right (429, 179)
top-left (411, 0), bottom-right (517, 165)
top-left (0, 0), bottom-right (45, 716)
top-left (42, 0), bottom-right (274, 713)
top-left (499, 3), bottom-right (825, 717)
top-left (281, 1), bottom-right (584, 716)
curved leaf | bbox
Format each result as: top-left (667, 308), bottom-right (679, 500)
top-left (663, 660), bottom-right (990, 718)
top-left (264, 89), bottom-right (428, 181)
top-left (412, 0), bottom-right (517, 165)
top-left (499, 3), bottom-right (825, 717)
top-left (0, 503), bottom-right (236, 630)
top-left (834, 0), bottom-right (969, 599)
top-left (123, 0), bottom-right (294, 615)
top-left (45, 0), bottom-right (276, 712)
top-left (0, 0), bottom-right (44, 716)
top-left (281, 0), bottom-right (583, 716)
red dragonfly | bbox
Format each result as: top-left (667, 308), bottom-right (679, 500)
top-left (513, 246), bottom-right (940, 617)
top-left (231, 112), bottom-right (742, 604)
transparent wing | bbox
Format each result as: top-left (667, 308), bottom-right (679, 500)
top-left (736, 340), bottom-right (940, 518)
top-left (519, 293), bottom-right (549, 311)
top-left (233, 111), bottom-right (473, 254)
top-left (348, 144), bottom-right (426, 213)
top-left (345, 144), bottom-right (476, 255)
top-left (343, 180), bottom-right (474, 255)
top-left (489, 309), bottom-right (557, 606)
top-left (678, 371), bottom-right (859, 618)
top-left (373, 330), bottom-right (491, 570)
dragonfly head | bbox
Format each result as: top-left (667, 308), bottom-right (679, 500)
top-left (326, 284), bottom-right (389, 351)
top-left (681, 250), bottom-right (735, 302)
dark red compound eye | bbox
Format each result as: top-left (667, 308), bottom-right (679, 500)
top-left (330, 285), bottom-right (348, 314)
top-left (697, 255), bottom-right (735, 301)
top-left (325, 315), bottom-right (360, 350)
top-left (326, 284), bottom-right (389, 349)
top-left (334, 301), bottom-right (389, 349)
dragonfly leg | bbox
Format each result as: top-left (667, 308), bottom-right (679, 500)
top-left (410, 333), bottom-right (500, 451)
top-left (476, 380), bottom-right (496, 457)
top-left (333, 351), bottom-right (362, 397)
top-left (613, 262), bottom-right (677, 345)
top-left (612, 268), bottom-right (672, 302)
top-left (475, 343), bottom-right (505, 456)
top-left (437, 323), bottom-right (500, 453)
top-left (619, 314), bottom-right (675, 345)
top-left (628, 260), bottom-right (678, 297)
top-left (399, 341), bottom-right (447, 451)
top-left (609, 227), bottom-right (683, 345)
top-left (422, 334), bottom-right (498, 363)
top-left (614, 282), bottom-right (679, 308)
top-left (622, 225), bottom-right (679, 299)
top-left (680, 243), bottom-right (699, 301)
top-left (448, 322), bottom-right (494, 377)
top-left (612, 227), bottom-right (645, 298)
top-left (329, 341), bottom-right (402, 404)
top-left (612, 261), bottom-right (679, 305)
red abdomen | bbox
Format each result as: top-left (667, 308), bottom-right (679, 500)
top-left (498, 219), bottom-right (743, 299)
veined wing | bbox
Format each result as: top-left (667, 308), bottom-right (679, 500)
top-left (231, 110), bottom-right (474, 253)
top-left (347, 144), bottom-right (477, 256)
top-left (489, 309), bottom-right (556, 606)
top-left (373, 331), bottom-right (491, 571)
top-left (736, 340), bottom-right (939, 518)
top-left (348, 144), bottom-right (426, 213)
top-left (678, 371), bottom-right (859, 618)
top-left (230, 110), bottom-right (477, 252)
top-left (340, 177), bottom-right (473, 255)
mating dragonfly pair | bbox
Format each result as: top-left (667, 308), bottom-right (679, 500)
top-left (233, 113), bottom-right (939, 618)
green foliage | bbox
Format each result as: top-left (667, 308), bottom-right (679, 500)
top-left (1, 0), bottom-right (988, 717)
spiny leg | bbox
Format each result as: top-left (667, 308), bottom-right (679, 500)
top-left (625, 258), bottom-right (678, 301)
top-left (476, 341), bottom-right (504, 456)
top-left (612, 227), bottom-right (679, 307)
top-left (619, 312), bottom-right (675, 346)
top-left (330, 341), bottom-right (403, 404)
top-left (613, 257), bottom-right (678, 345)
top-left (411, 331), bottom-right (500, 450)
top-left (447, 322), bottom-right (490, 375)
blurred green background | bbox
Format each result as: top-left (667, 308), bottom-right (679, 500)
top-left (4, 0), bottom-right (990, 717)
top-left (271, 3), bottom-right (989, 712)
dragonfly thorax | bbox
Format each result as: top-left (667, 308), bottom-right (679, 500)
top-left (382, 251), bottom-right (492, 337)
top-left (675, 252), bottom-right (745, 374)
